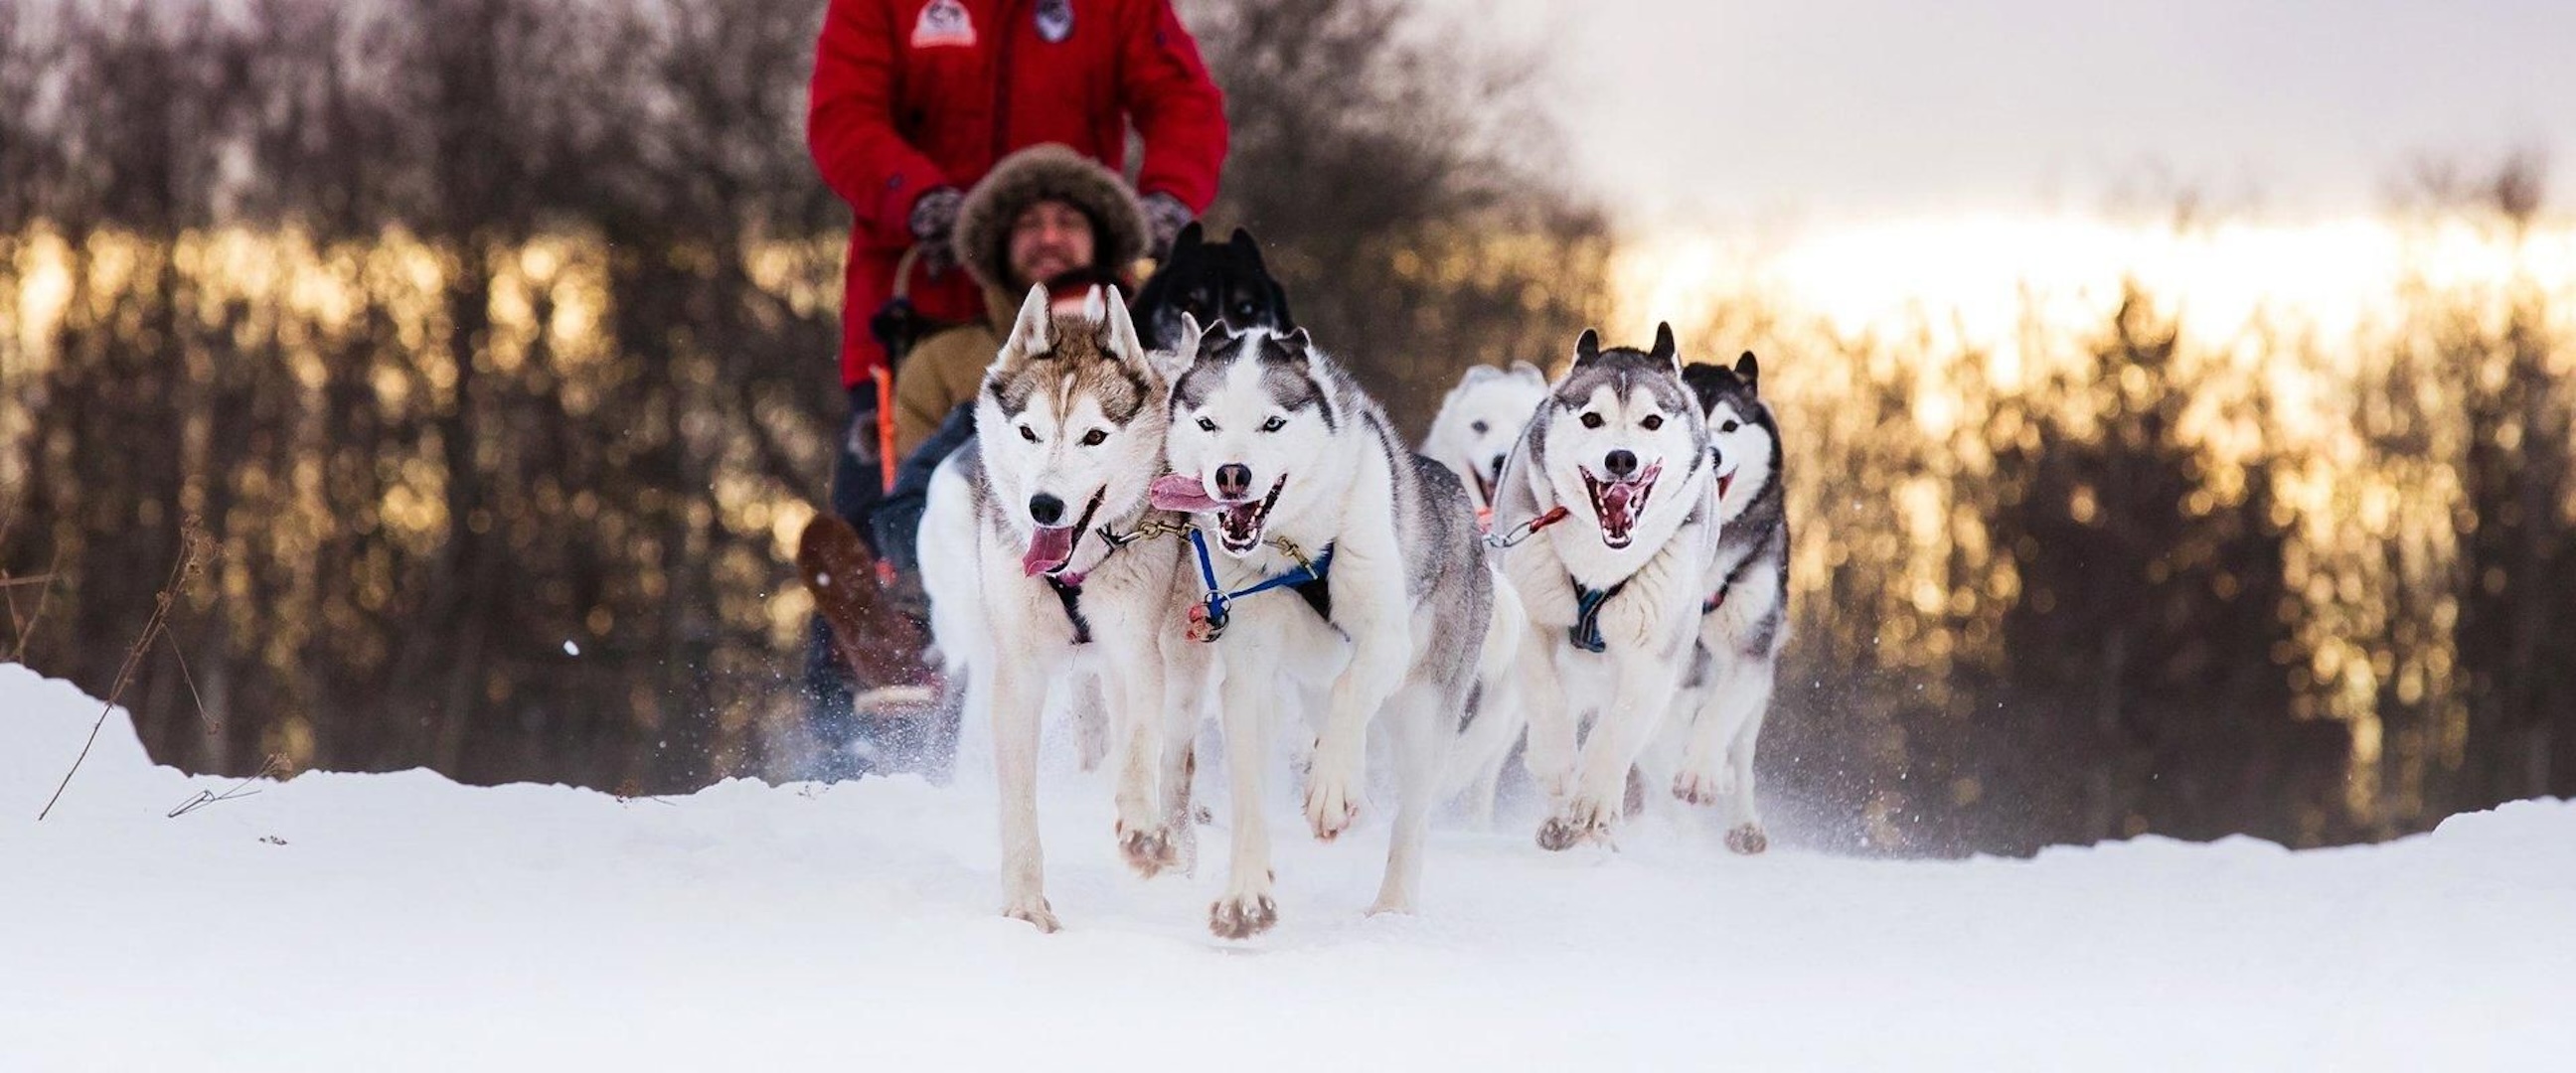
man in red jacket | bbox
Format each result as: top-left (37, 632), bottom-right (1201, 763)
top-left (808, 0), bottom-right (1226, 501)
top-left (802, 0), bottom-right (1225, 780)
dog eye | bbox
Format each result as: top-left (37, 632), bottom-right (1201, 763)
top-left (1080, 428), bottom-right (1108, 447)
top-left (1641, 414), bottom-right (1664, 431)
top-left (1470, 420), bottom-right (1488, 434)
top-left (1721, 419), bottom-right (1740, 433)
top-left (1260, 415), bottom-right (1287, 433)
top-left (1018, 424), bottom-right (1038, 443)
top-left (1579, 412), bottom-right (1604, 430)
top-left (1197, 416), bottom-right (1217, 432)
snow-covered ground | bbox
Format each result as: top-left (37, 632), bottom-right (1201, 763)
top-left (5, 661), bottom-right (2571, 1071)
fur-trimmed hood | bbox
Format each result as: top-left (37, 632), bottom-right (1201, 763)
top-left (954, 144), bottom-right (1148, 291)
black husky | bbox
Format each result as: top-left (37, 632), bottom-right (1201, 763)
top-left (1131, 223), bottom-right (1295, 350)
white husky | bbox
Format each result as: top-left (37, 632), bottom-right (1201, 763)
top-left (1491, 325), bottom-right (1718, 849)
top-left (917, 285), bottom-right (1190, 932)
top-left (1423, 362), bottom-right (1550, 520)
top-left (1153, 315), bottom-right (1492, 938)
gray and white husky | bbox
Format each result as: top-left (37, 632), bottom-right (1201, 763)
top-left (1421, 363), bottom-right (1549, 823)
top-left (1491, 325), bottom-right (1718, 849)
top-left (1662, 353), bottom-right (1789, 853)
top-left (917, 285), bottom-right (1190, 933)
top-left (1423, 362), bottom-right (1550, 519)
top-left (1153, 315), bottom-right (1492, 939)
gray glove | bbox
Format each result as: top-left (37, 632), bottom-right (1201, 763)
top-left (907, 186), bottom-right (965, 273)
top-left (1141, 191), bottom-right (1194, 260)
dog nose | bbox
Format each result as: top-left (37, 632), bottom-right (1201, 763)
top-left (1029, 493), bottom-right (1065, 526)
top-left (1710, 445), bottom-right (1725, 470)
top-left (1603, 449), bottom-right (1638, 478)
top-left (1214, 464), bottom-right (1253, 499)
top-left (1489, 453), bottom-right (1507, 477)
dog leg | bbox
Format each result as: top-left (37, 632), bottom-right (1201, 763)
top-left (1674, 651), bottom-right (1764, 805)
top-left (1720, 666), bottom-right (1773, 854)
top-left (1306, 588), bottom-right (1407, 843)
top-left (1370, 683), bottom-right (1446, 916)
top-left (1515, 627), bottom-right (1578, 806)
top-left (1158, 654), bottom-right (1207, 876)
top-left (1543, 646), bottom-right (1681, 850)
top-left (1209, 659), bottom-right (1278, 939)
top-left (988, 659), bottom-right (1058, 932)
top-left (1069, 672), bottom-right (1110, 774)
top-left (1109, 655), bottom-right (1172, 878)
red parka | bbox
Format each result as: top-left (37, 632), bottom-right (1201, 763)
top-left (808, 0), bottom-right (1228, 387)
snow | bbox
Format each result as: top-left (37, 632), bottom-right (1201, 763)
top-left (4, 661), bottom-right (2572, 1071)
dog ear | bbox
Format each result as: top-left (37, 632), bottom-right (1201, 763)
top-left (1509, 361), bottom-right (1546, 384)
top-left (1262, 326), bottom-right (1314, 366)
top-left (1572, 328), bottom-right (1601, 367)
top-left (1267, 279), bottom-right (1294, 330)
top-left (1651, 322), bottom-right (1678, 372)
top-left (1460, 364), bottom-right (1500, 385)
top-left (1230, 228), bottom-right (1271, 274)
top-left (1174, 220), bottom-right (1203, 253)
top-left (1100, 284), bottom-right (1146, 365)
top-left (1735, 351), bottom-right (1760, 391)
top-left (1003, 283), bottom-right (1053, 359)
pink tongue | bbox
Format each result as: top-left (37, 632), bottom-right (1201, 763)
top-left (1602, 481), bottom-right (1636, 520)
top-left (1151, 474), bottom-right (1226, 512)
top-left (1023, 526), bottom-right (1076, 576)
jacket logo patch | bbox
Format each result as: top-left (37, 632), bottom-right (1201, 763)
top-left (911, 0), bottom-right (977, 49)
top-left (1035, 0), bottom-right (1073, 43)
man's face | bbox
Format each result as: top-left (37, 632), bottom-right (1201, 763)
top-left (1007, 200), bottom-right (1095, 289)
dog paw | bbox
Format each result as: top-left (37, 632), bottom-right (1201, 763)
top-left (1115, 822), bottom-right (1175, 878)
top-left (1535, 796), bottom-right (1618, 851)
top-left (1003, 897), bottom-right (1061, 934)
top-left (1725, 823), bottom-right (1769, 855)
top-left (1302, 751), bottom-right (1363, 842)
top-left (1671, 762), bottom-right (1735, 807)
top-left (1208, 890), bottom-right (1279, 940)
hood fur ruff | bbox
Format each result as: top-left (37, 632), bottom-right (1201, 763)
top-left (955, 144), bottom-right (1149, 292)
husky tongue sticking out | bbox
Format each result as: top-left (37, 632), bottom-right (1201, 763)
top-left (1022, 526), bottom-right (1078, 578)
top-left (1021, 491), bottom-right (1105, 579)
top-left (1582, 460), bottom-right (1662, 548)
top-left (1152, 473), bottom-right (1284, 553)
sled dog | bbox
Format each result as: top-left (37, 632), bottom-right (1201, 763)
top-left (1663, 354), bottom-right (1788, 853)
top-left (1153, 316), bottom-right (1491, 938)
top-left (917, 285), bottom-right (1191, 932)
top-left (1423, 361), bottom-right (1550, 520)
top-left (1491, 325), bottom-right (1717, 849)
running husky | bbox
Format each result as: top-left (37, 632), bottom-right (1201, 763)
top-left (1423, 362), bottom-right (1550, 520)
top-left (1153, 316), bottom-right (1492, 939)
top-left (1491, 325), bottom-right (1718, 849)
top-left (1664, 354), bottom-right (1789, 853)
top-left (916, 285), bottom-right (1189, 933)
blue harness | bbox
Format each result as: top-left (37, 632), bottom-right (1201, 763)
top-left (1187, 528), bottom-right (1334, 642)
top-left (1569, 579), bottom-right (1628, 654)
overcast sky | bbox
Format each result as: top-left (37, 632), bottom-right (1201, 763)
top-left (1425, 0), bottom-right (2576, 228)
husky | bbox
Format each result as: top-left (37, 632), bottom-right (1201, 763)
top-left (1152, 315), bottom-right (1491, 939)
top-left (1131, 223), bottom-right (1296, 352)
top-left (916, 284), bottom-right (1190, 933)
top-left (1423, 362), bottom-right (1550, 521)
top-left (1663, 354), bottom-right (1789, 853)
top-left (1490, 325), bottom-right (1717, 850)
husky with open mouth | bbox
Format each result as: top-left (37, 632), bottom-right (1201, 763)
top-left (1490, 324), bottom-right (1718, 849)
top-left (1656, 353), bottom-right (1789, 853)
top-left (1423, 362), bottom-right (1550, 520)
top-left (916, 284), bottom-right (1191, 933)
top-left (1155, 315), bottom-right (1493, 939)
